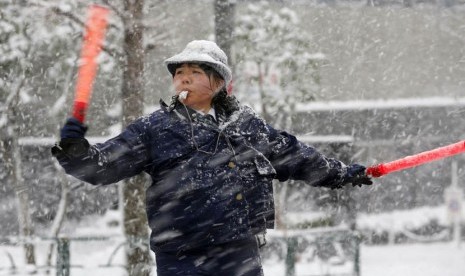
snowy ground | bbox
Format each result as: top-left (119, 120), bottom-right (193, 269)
top-left (2, 206), bottom-right (464, 276)
top-left (361, 242), bottom-right (465, 276)
top-left (1, 241), bottom-right (464, 276)
top-left (263, 242), bottom-right (465, 276)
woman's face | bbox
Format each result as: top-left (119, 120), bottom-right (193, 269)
top-left (173, 63), bottom-right (224, 112)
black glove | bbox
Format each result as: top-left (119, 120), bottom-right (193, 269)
top-left (51, 118), bottom-right (90, 158)
top-left (343, 164), bottom-right (373, 187)
top-left (60, 117), bottom-right (88, 139)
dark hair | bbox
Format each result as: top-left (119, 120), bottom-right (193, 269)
top-left (198, 63), bottom-right (240, 116)
top-left (198, 63), bottom-right (223, 87)
top-left (212, 88), bottom-right (239, 117)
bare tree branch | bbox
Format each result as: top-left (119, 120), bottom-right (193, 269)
top-left (144, 32), bottom-right (170, 53)
top-left (50, 7), bottom-right (123, 59)
top-left (50, 6), bottom-right (121, 31)
top-left (101, 0), bottom-right (126, 20)
top-left (141, 10), bottom-right (168, 53)
top-left (50, 6), bottom-right (86, 27)
top-left (102, 45), bottom-right (124, 60)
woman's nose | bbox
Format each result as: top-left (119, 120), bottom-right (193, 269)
top-left (181, 74), bottom-right (192, 84)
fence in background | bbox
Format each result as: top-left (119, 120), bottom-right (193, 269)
top-left (1, 229), bottom-right (360, 276)
top-left (262, 227), bottom-right (361, 276)
top-left (0, 235), bottom-right (130, 276)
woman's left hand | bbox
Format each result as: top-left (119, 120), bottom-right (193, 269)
top-left (344, 164), bottom-right (373, 187)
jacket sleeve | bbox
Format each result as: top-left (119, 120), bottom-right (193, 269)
top-left (55, 121), bottom-right (150, 185)
top-left (265, 125), bottom-right (347, 189)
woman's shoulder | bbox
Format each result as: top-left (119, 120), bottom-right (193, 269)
top-left (127, 108), bottom-right (170, 132)
top-left (221, 104), bottom-right (267, 132)
top-left (146, 107), bottom-right (170, 121)
top-left (240, 105), bottom-right (267, 126)
top-left (224, 104), bottom-right (257, 120)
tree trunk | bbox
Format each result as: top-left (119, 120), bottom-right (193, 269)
top-left (257, 62), bottom-right (271, 122)
top-left (214, 0), bottom-right (235, 61)
top-left (46, 170), bottom-right (70, 270)
top-left (5, 89), bottom-right (36, 266)
top-left (273, 181), bottom-right (289, 230)
top-left (122, 175), bottom-right (151, 275)
top-left (121, 0), bottom-right (152, 275)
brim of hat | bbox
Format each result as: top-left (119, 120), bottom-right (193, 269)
top-left (164, 53), bottom-right (222, 75)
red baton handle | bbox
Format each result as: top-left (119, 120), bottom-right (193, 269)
top-left (72, 5), bottom-right (110, 123)
top-left (367, 140), bottom-right (465, 177)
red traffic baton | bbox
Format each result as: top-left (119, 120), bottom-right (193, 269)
top-left (366, 140), bottom-right (465, 177)
top-left (72, 5), bottom-right (110, 123)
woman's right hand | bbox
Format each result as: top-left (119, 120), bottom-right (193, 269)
top-left (60, 117), bottom-right (88, 139)
top-left (51, 118), bottom-right (90, 158)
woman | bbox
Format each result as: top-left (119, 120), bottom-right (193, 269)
top-left (52, 40), bottom-right (372, 276)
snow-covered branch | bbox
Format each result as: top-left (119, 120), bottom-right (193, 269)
top-left (49, 6), bottom-right (123, 59)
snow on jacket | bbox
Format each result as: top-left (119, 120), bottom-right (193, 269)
top-left (55, 100), bottom-right (348, 252)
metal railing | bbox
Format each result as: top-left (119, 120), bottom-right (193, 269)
top-left (1, 229), bottom-right (360, 276)
top-left (263, 227), bottom-right (361, 276)
top-left (0, 235), bottom-right (130, 276)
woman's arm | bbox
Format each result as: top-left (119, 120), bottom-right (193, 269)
top-left (264, 125), bottom-right (371, 189)
top-left (52, 119), bottom-right (150, 185)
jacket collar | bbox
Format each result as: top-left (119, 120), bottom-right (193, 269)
top-left (160, 99), bottom-right (221, 127)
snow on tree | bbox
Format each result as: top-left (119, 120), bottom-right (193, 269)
top-left (0, 1), bottom-right (105, 269)
top-left (0, 0), bottom-right (52, 267)
top-left (1, 0), bottom-right (155, 273)
top-left (45, 1), bottom-right (170, 274)
top-left (234, 1), bottom-right (326, 129)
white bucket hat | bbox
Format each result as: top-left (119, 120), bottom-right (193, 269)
top-left (164, 40), bottom-right (232, 86)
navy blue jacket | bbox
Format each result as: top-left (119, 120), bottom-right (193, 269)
top-left (56, 101), bottom-right (348, 252)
